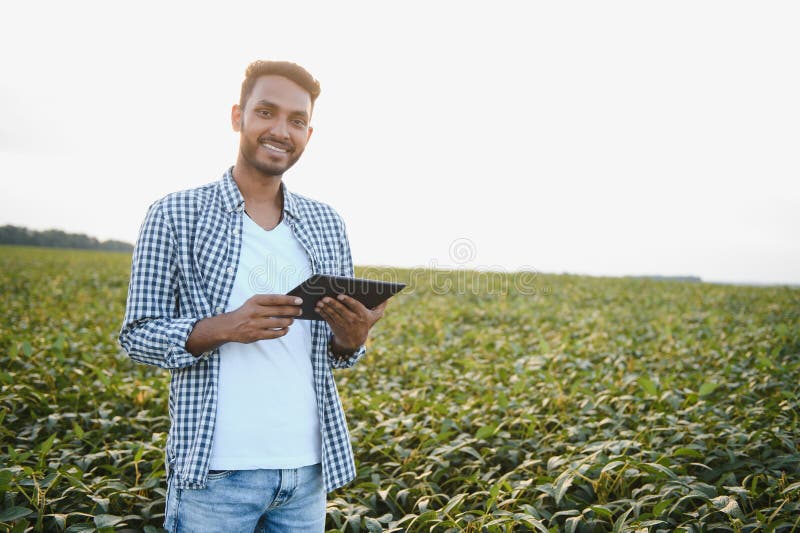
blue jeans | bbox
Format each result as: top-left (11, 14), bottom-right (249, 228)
top-left (164, 464), bottom-right (325, 533)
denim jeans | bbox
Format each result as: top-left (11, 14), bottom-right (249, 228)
top-left (164, 464), bottom-right (325, 532)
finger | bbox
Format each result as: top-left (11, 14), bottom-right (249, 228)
top-left (318, 300), bottom-right (356, 330)
top-left (257, 305), bottom-right (304, 318)
top-left (316, 305), bottom-right (342, 328)
top-left (251, 294), bottom-right (304, 307)
top-left (262, 317), bottom-right (294, 329)
top-left (320, 297), bottom-right (357, 322)
top-left (334, 294), bottom-right (369, 314)
top-left (254, 327), bottom-right (289, 341)
top-left (315, 300), bottom-right (341, 324)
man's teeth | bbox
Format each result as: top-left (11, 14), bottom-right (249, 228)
top-left (262, 143), bottom-right (288, 153)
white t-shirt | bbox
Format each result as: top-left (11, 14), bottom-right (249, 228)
top-left (209, 213), bottom-right (321, 470)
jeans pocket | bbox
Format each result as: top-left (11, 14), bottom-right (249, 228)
top-left (206, 469), bottom-right (236, 480)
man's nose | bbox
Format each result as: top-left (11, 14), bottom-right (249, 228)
top-left (269, 119), bottom-right (290, 139)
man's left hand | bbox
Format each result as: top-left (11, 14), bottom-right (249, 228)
top-left (316, 294), bottom-right (387, 355)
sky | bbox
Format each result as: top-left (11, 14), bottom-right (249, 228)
top-left (1, 1), bottom-right (798, 285)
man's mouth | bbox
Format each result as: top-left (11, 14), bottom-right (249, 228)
top-left (260, 140), bottom-right (291, 154)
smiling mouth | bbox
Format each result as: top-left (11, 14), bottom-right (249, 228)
top-left (261, 141), bottom-right (290, 154)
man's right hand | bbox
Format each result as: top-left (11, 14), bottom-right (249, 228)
top-left (185, 295), bottom-right (303, 356)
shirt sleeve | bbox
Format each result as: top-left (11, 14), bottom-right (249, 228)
top-left (327, 214), bottom-right (367, 369)
top-left (118, 201), bottom-right (207, 369)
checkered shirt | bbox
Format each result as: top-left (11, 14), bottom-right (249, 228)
top-left (119, 167), bottom-right (366, 492)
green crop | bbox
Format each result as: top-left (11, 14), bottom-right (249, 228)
top-left (1, 245), bottom-right (799, 532)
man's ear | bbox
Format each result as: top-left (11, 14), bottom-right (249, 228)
top-left (307, 126), bottom-right (314, 142)
top-left (231, 104), bottom-right (242, 132)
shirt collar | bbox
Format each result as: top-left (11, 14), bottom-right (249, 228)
top-left (281, 181), bottom-right (300, 221)
top-left (220, 167), bottom-right (244, 213)
top-left (220, 166), bottom-right (301, 220)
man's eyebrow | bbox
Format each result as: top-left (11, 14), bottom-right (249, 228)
top-left (253, 99), bottom-right (309, 118)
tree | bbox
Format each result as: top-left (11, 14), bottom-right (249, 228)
top-left (0, 225), bottom-right (133, 252)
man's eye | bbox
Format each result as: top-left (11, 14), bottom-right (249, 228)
top-left (292, 119), bottom-right (307, 127)
top-left (257, 110), bottom-right (272, 117)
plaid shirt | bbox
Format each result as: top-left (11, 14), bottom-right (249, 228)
top-left (119, 167), bottom-right (365, 492)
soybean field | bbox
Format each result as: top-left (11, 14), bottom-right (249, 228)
top-left (1, 245), bottom-right (799, 532)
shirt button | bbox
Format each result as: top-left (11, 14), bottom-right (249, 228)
top-left (226, 267), bottom-right (234, 274)
top-left (232, 228), bottom-right (240, 235)
top-left (215, 306), bottom-right (223, 313)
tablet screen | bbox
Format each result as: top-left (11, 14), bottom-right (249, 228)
top-left (286, 274), bottom-right (406, 320)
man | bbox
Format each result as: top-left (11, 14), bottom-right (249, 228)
top-left (119, 60), bottom-right (385, 532)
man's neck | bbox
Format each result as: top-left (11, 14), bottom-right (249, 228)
top-left (232, 164), bottom-right (284, 230)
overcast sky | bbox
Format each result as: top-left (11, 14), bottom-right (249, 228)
top-left (1, 1), bottom-right (798, 284)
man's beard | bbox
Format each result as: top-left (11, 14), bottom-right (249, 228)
top-left (240, 140), bottom-right (302, 178)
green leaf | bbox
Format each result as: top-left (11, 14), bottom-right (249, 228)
top-left (590, 505), bottom-right (613, 519)
top-left (51, 514), bottom-right (67, 529)
top-left (442, 493), bottom-right (467, 515)
top-left (601, 460), bottom-right (626, 473)
top-left (497, 391), bottom-right (509, 408)
top-left (407, 510), bottom-right (438, 528)
top-left (711, 495), bottom-right (744, 519)
top-left (638, 376), bottom-right (658, 396)
top-left (364, 517), bottom-right (383, 533)
top-left (554, 471), bottom-right (574, 505)
top-left (653, 498), bottom-right (672, 517)
top-left (641, 462), bottom-right (677, 479)
top-left (699, 382), bottom-right (718, 396)
top-left (0, 469), bottom-right (13, 491)
top-left (782, 481), bottom-right (800, 494)
top-left (39, 433), bottom-right (57, 458)
top-left (521, 517), bottom-right (550, 533)
top-left (53, 334), bottom-right (66, 354)
top-left (93, 514), bottom-right (125, 528)
top-left (639, 520), bottom-right (668, 527)
top-left (65, 524), bottom-right (96, 533)
top-left (612, 506), bottom-right (635, 533)
top-left (565, 516), bottom-right (582, 533)
top-left (0, 506), bottom-right (33, 522)
top-left (39, 472), bottom-right (58, 489)
top-left (475, 425), bottom-right (496, 440)
top-left (673, 447), bottom-right (703, 458)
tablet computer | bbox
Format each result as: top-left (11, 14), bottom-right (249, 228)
top-left (286, 274), bottom-right (406, 320)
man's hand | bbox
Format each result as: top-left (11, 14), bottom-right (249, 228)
top-left (225, 294), bottom-right (304, 343)
top-left (186, 294), bottom-right (303, 356)
top-left (316, 294), bottom-right (387, 355)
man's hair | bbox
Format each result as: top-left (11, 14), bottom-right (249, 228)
top-left (239, 60), bottom-right (321, 110)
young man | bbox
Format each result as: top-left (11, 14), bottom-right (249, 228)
top-left (119, 60), bottom-right (385, 532)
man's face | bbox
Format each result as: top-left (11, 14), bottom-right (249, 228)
top-left (233, 75), bottom-right (314, 178)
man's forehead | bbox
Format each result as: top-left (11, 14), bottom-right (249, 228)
top-left (247, 75), bottom-right (312, 113)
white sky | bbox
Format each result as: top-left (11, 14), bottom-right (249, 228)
top-left (1, 1), bottom-right (798, 285)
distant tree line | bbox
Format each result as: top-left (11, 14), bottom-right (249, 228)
top-left (0, 225), bottom-right (133, 252)
top-left (627, 274), bottom-right (702, 283)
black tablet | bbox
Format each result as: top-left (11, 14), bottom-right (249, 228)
top-left (286, 274), bottom-right (406, 320)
